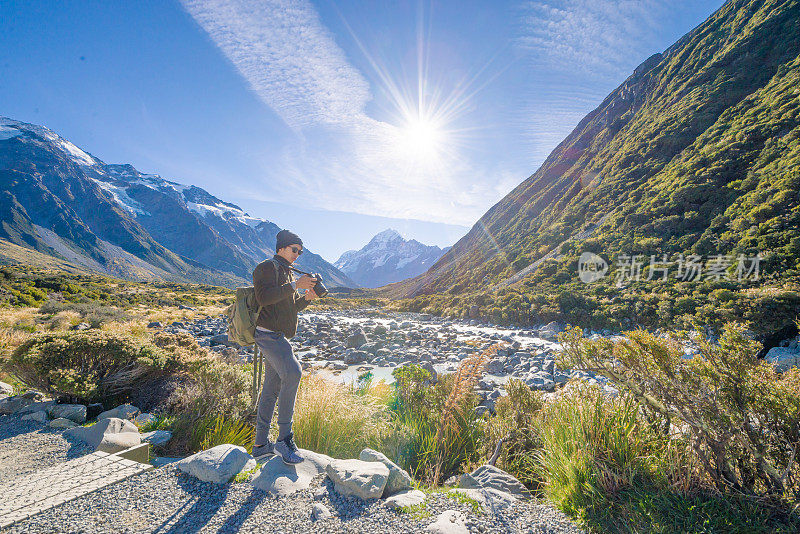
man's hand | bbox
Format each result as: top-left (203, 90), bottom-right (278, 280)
top-left (296, 274), bottom-right (317, 290)
top-left (303, 288), bottom-right (318, 301)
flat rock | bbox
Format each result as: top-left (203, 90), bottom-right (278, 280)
top-left (459, 464), bottom-right (530, 499)
top-left (177, 444), bottom-right (256, 484)
top-left (426, 510), bottom-right (468, 534)
top-left (65, 417), bottom-right (141, 453)
top-left (48, 404), bottom-right (87, 423)
top-left (97, 404), bottom-right (140, 421)
top-left (325, 458), bottom-right (389, 500)
top-left (359, 448), bottom-right (413, 497)
top-left (384, 489), bottom-right (426, 509)
top-left (49, 417), bottom-right (79, 429)
top-left (21, 410), bottom-right (48, 423)
top-left (250, 449), bottom-right (332, 495)
top-left (141, 430), bottom-right (172, 445)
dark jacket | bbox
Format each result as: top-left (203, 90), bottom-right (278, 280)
top-left (253, 254), bottom-right (310, 338)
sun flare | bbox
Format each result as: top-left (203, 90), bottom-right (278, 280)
top-left (397, 116), bottom-right (445, 161)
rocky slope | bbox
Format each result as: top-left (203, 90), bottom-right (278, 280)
top-left (334, 229), bottom-right (450, 288)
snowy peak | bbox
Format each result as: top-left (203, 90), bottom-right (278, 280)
top-left (334, 229), bottom-right (450, 288)
top-left (0, 116), bottom-right (99, 167)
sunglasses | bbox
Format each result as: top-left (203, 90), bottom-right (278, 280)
top-left (290, 246), bottom-right (303, 255)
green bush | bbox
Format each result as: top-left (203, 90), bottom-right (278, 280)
top-left (6, 330), bottom-right (179, 403)
top-left (558, 321), bottom-right (800, 498)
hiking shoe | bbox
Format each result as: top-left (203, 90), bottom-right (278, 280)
top-left (252, 440), bottom-right (274, 459)
top-left (274, 432), bottom-right (304, 464)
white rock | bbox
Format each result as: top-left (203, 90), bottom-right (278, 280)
top-left (97, 404), bottom-right (140, 421)
top-left (250, 449), bottom-right (332, 496)
top-left (141, 430), bottom-right (172, 445)
top-left (177, 444), bottom-right (256, 484)
top-left (48, 404), bottom-right (87, 423)
top-left (65, 417), bottom-right (141, 453)
top-left (49, 417), bottom-right (79, 429)
top-left (384, 489), bottom-right (426, 509)
top-left (459, 464), bottom-right (530, 499)
top-left (325, 459), bottom-right (389, 500)
top-left (426, 510), bottom-right (468, 534)
top-left (359, 448), bottom-right (413, 496)
top-left (21, 410), bottom-right (48, 423)
top-left (311, 502), bottom-right (333, 520)
top-left (0, 381), bottom-right (13, 395)
top-left (766, 346), bottom-right (800, 373)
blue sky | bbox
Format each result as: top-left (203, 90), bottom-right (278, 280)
top-left (0, 0), bottom-right (724, 263)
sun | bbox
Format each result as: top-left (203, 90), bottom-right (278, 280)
top-left (397, 116), bottom-right (445, 161)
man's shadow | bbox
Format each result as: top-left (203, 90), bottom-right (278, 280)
top-left (151, 469), bottom-right (267, 534)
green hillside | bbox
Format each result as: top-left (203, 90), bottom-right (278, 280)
top-left (384, 0), bottom-right (800, 336)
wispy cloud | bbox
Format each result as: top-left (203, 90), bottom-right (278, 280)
top-left (180, 0), bottom-right (518, 226)
top-left (181, 0), bottom-right (371, 131)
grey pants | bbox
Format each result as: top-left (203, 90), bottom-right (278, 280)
top-left (253, 329), bottom-right (302, 446)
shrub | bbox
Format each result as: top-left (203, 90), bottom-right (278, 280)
top-left (200, 415), bottom-right (254, 453)
top-left (6, 330), bottom-right (179, 403)
top-left (558, 322), bottom-right (800, 498)
top-left (292, 375), bottom-right (390, 459)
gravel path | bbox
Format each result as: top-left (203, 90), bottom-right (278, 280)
top-left (0, 414), bottom-right (93, 482)
top-left (1, 462), bottom-right (583, 534)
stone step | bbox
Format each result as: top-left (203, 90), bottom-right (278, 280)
top-left (0, 448), bottom-right (152, 528)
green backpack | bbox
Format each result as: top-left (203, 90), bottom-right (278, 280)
top-left (226, 286), bottom-right (264, 346)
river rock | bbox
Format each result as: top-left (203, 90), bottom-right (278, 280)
top-left (359, 448), bottom-right (413, 496)
top-left (346, 329), bottom-right (368, 348)
top-left (251, 449), bottom-right (333, 495)
top-left (48, 404), bottom-right (87, 423)
top-left (458, 464), bottom-right (530, 499)
top-left (97, 404), bottom-right (140, 421)
top-left (65, 417), bottom-right (141, 453)
top-left (765, 346), bottom-right (800, 372)
top-left (177, 444), bottom-right (256, 484)
top-left (384, 489), bottom-right (426, 509)
top-left (325, 459), bottom-right (389, 500)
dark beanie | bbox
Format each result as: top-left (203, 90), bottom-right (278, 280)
top-left (276, 229), bottom-right (303, 252)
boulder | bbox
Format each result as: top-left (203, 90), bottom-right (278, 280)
top-left (359, 448), bottom-right (413, 497)
top-left (21, 410), bottom-right (48, 423)
top-left (426, 510), bottom-right (468, 534)
top-left (48, 404), bottom-right (87, 424)
top-left (344, 350), bottom-right (369, 365)
top-left (325, 459), bottom-right (390, 500)
top-left (765, 346), bottom-right (800, 373)
top-left (49, 417), bottom-right (79, 429)
top-left (17, 400), bottom-right (57, 415)
top-left (250, 449), bottom-right (333, 496)
top-left (485, 359), bottom-right (505, 375)
top-left (525, 371), bottom-right (555, 392)
top-left (141, 430), bottom-right (172, 446)
top-left (0, 381), bottom-right (12, 395)
top-left (97, 404), bottom-right (140, 421)
top-left (177, 444), bottom-right (256, 484)
top-left (346, 329), bottom-right (368, 348)
top-left (458, 464), bottom-right (530, 499)
top-left (133, 413), bottom-right (157, 425)
top-left (384, 489), bottom-right (426, 509)
top-left (0, 396), bottom-right (33, 415)
top-left (65, 417), bottom-right (141, 453)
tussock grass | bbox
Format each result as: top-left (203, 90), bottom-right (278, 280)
top-left (291, 374), bottom-right (390, 459)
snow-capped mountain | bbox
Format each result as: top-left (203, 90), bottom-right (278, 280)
top-left (0, 116), bottom-right (356, 288)
top-left (334, 229), bottom-right (450, 288)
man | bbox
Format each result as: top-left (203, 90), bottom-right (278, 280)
top-left (251, 229), bottom-right (319, 463)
